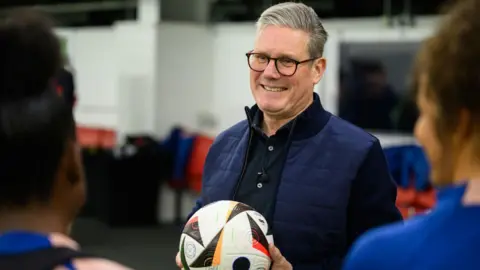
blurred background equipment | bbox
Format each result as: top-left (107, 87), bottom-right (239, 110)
top-left (0, 0), bottom-right (447, 268)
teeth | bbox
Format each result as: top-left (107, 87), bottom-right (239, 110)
top-left (264, 86), bottom-right (285, 92)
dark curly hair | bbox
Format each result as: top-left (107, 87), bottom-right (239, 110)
top-left (0, 9), bottom-right (76, 207)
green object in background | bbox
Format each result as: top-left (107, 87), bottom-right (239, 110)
top-left (58, 35), bottom-right (68, 60)
top-left (58, 35), bottom-right (72, 68)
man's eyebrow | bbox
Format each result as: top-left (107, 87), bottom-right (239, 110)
top-left (252, 51), bottom-right (298, 60)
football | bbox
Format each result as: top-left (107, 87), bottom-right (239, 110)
top-left (179, 200), bottom-right (272, 270)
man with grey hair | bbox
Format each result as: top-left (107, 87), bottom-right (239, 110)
top-left (177, 2), bottom-right (402, 269)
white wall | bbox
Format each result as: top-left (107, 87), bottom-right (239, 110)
top-left (212, 24), bottom-right (256, 132)
top-left (57, 27), bottom-right (118, 128)
top-left (113, 22), bottom-right (159, 140)
top-left (155, 23), bottom-right (215, 137)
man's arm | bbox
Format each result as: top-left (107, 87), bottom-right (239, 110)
top-left (346, 139), bottom-right (403, 246)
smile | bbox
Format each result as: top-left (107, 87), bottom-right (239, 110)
top-left (262, 85), bottom-right (288, 92)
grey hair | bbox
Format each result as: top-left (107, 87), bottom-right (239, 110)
top-left (256, 2), bottom-right (328, 58)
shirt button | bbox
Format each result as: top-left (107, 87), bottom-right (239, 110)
top-left (268, 145), bottom-right (274, 151)
top-left (257, 183), bottom-right (263, 188)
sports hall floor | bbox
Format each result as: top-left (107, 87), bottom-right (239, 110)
top-left (73, 219), bottom-right (181, 269)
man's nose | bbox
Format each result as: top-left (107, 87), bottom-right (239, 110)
top-left (262, 60), bottom-right (281, 79)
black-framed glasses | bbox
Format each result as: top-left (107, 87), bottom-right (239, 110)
top-left (246, 52), bottom-right (319, 76)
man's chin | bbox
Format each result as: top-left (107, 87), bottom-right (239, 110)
top-left (258, 104), bottom-right (285, 115)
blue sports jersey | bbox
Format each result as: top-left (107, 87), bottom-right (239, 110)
top-left (0, 231), bottom-right (75, 270)
top-left (343, 181), bottom-right (480, 270)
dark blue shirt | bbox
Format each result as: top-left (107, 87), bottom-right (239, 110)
top-left (234, 108), bottom-right (294, 234)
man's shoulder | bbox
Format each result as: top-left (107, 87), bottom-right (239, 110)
top-left (70, 258), bottom-right (132, 270)
top-left (322, 115), bottom-right (379, 156)
top-left (213, 119), bottom-right (249, 143)
top-left (327, 115), bottom-right (377, 145)
top-left (344, 216), bottom-right (427, 270)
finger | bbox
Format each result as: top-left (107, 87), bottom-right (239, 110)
top-left (175, 253), bottom-right (183, 268)
top-left (269, 244), bottom-right (283, 261)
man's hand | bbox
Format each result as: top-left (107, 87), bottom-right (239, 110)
top-left (175, 252), bottom-right (183, 269)
top-left (270, 244), bottom-right (292, 270)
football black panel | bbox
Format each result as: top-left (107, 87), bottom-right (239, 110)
top-left (232, 257), bottom-right (251, 270)
top-left (247, 214), bottom-right (269, 251)
top-left (190, 228), bottom-right (223, 267)
top-left (183, 218), bottom-right (204, 247)
top-left (227, 202), bottom-right (255, 222)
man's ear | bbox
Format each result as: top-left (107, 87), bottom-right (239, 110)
top-left (312, 58), bottom-right (327, 85)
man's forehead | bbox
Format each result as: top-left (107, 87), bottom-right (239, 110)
top-left (253, 25), bottom-right (309, 58)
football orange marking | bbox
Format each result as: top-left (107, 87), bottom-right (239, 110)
top-left (212, 230), bottom-right (225, 265)
top-left (253, 239), bottom-right (270, 257)
top-left (225, 201), bottom-right (237, 221)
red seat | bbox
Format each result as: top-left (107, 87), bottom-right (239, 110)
top-left (396, 186), bottom-right (437, 219)
top-left (396, 186), bottom-right (417, 219)
top-left (414, 188), bottom-right (436, 212)
top-left (76, 126), bottom-right (116, 149)
top-left (185, 135), bottom-right (214, 193)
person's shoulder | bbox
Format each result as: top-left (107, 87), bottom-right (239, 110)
top-left (323, 115), bottom-right (378, 155)
top-left (70, 258), bottom-right (133, 270)
top-left (47, 233), bottom-right (132, 270)
top-left (328, 115), bottom-right (377, 144)
top-left (344, 222), bottom-right (406, 270)
top-left (214, 119), bottom-right (249, 142)
top-left (206, 119), bottom-right (248, 157)
top-left (344, 216), bottom-right (427, 270)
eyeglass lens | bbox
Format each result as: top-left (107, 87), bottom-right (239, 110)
top-left (248, 53), bottom-right (297, 76)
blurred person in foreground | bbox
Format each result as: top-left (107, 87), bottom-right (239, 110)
top-left (176, 2), bottom-right (401, 269)
top-left (0, 9), bottom-right (130, 270)
top-left (343, 0), bottom-right (480, 269)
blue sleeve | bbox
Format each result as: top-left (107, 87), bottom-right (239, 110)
top-left (346, 139), bottom-right (403, 246)
top-left (186, 197), bottom-right (203, 221)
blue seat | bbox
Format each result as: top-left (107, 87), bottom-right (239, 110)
top-left (384, 145), bottom-right (430, 191)
top-left (169, 134), bottom-right (195, 189)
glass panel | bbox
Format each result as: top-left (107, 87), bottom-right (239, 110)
top-left (337, 42), bottom-right (419, 134)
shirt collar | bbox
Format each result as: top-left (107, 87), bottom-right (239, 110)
top-left (246, 92), bottom-right (331, 140)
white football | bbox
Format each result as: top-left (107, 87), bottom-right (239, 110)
top-left (179, 200), bottom-right (272, 270)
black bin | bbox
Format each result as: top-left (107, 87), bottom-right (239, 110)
top-left (109, 136), bottom-right (171, 227)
